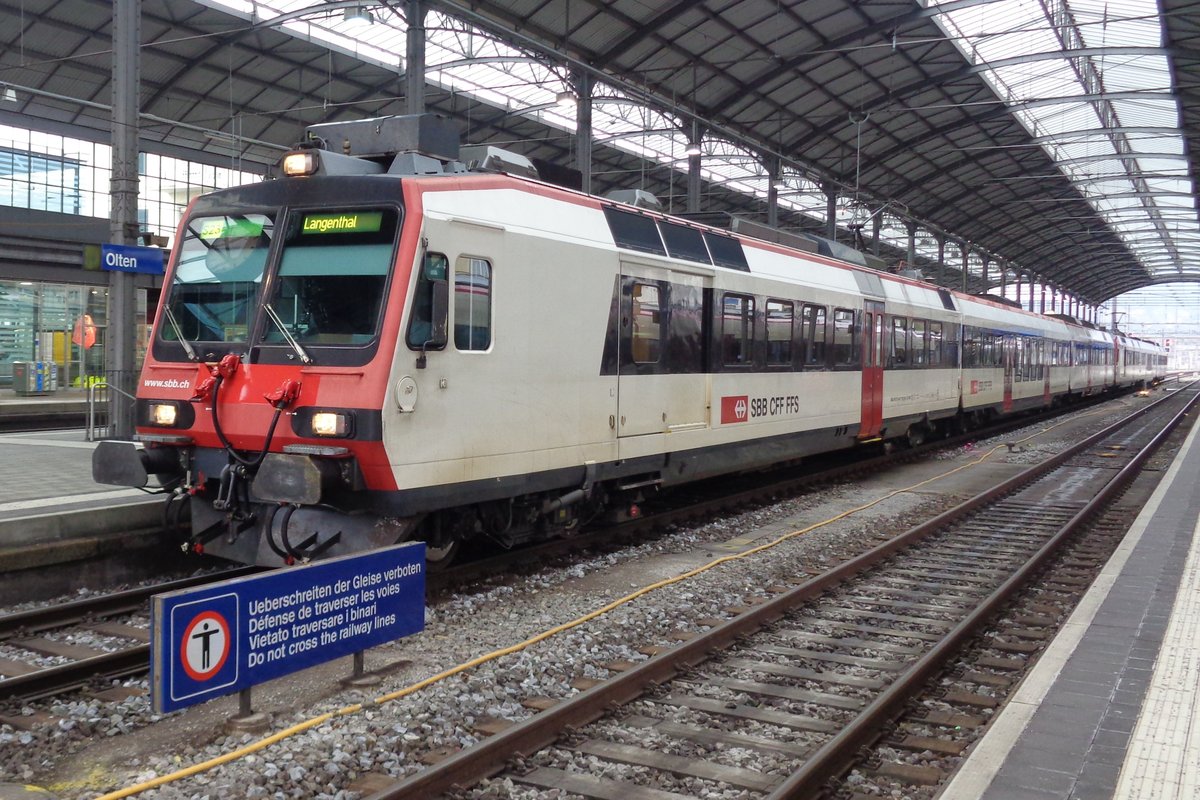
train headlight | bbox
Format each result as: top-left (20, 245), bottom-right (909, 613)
top-left (311, 411), bottom-right (350, 437)
top-left (149, 402), bottom-right (178, 427)
top-left (136, 399), bottom-right (194, 430)
top-left (282, 150), bottom-right (318, 177)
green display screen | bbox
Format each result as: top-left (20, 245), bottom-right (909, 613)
top-left (198, 218), bottom-right (265, 241)
top-left (301, 211), bottom-right (384, 235)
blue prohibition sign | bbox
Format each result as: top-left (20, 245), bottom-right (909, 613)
top-left (151, 543), bottom-right (425, 714)
top-left (170, 593), bottom-right (240, 704)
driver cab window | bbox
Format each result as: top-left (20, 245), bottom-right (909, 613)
top-left (407, 252), bottom-right (449, 349)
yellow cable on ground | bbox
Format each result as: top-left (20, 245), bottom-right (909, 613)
top-left (94, 410), bottom-right (1101, 799)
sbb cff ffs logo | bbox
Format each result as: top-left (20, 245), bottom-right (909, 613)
top-left (721, 394), bottom-right (802, 424)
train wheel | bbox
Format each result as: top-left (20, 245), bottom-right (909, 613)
top-left (906, 424), bottom-right (929, 448)
top-left (424, 537), bottom-right (460, 569)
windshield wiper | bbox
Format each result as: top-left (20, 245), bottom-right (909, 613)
top-left (263, 303), bottom-right (313, 364)
top-left (161, 303), bottom-right (199, 362)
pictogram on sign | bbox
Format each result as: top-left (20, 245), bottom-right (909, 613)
top-left (181, 611), bottom-right (230, 681)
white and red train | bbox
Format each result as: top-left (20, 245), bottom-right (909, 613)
top-left (94, 114), bottom-right (1166, 566)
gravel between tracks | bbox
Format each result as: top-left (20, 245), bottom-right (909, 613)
top-left (0, 395), bottom-right (1150, 799)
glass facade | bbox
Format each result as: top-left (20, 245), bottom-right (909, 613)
top-left (0, 124), bottom-right (263, 388)
top-left (0, 281), bottom-right (146, 389)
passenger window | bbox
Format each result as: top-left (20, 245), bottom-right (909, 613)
top-left (833, 308), bottom-right (857, 365)
top-left (891, 317), bottom-right (908, 365)
top-left (928, 321), bottom-right (943, 367)
top-left (454, 256), bottom-right (492, 350)
top-left (963, 326), bottom-right (978, 368)
top-left (801, 304), bottom-right (826, 366)
top-left (631, 283), bottom-right (662, 364)
top-left (766, 299), bottom-right (793, 365)
top-left (911, 319), bottom-right (927, 366)
top-left (721, 293), bottom-right (754, 366)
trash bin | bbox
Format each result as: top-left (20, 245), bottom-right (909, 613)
top-left (11, 361), bottom-right (49, 396)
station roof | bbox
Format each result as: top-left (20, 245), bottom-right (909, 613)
top-left (0, 0), bottom-right (1195, 304)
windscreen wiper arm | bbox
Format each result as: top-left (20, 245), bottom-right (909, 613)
top-left (161, 304), bottom-right (199, 362)
top-left (262, 303), bottom-right (313, 364)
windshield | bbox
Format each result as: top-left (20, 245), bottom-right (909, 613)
top-left (262, 209), bottom-right (399, 346)
top-left (162, 214), bottom-right (274, 343)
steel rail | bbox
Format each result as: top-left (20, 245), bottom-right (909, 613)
top-left (766, 385), bottom-right (1200, 798)
top-left (0, 646), bottom-right (151, 702)
top-left (0, 567), bottom-right (260, 639)
top-left (365, 384), bottom-right (1197, 800)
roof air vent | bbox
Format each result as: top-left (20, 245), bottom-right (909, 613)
top-left (604, 189), bottom-right (663, 211)
top-left (458, 145), bottom-right (540, 180)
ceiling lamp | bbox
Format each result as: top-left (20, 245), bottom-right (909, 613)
top-left (555, 91), bottom-right (575, 108)
top-left (0, 85), bottom-right (16, 104)
top-left (343, 6), bottom-right (375, 26)
top-left (684, 141), bottom-right (702, 157)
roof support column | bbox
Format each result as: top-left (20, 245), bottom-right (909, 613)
top-left (405, 1), bottom-right (426, 115)
top-left (687, 123), bottom-right (703, 214)
top-left (824, 184), bottom-right (837, 240)
top-left (981, 255), bottom-right (990, 295)
top-left (905, 222), bottom-right (917, 267)
top-left (871, 214), bottom-right (882, 256)
top-left (935, 233), bottom-right (945, 287)
top-left (574, 71), bottom-right (592, 196)
top-left (1015, 271), bottom-right (1023, 307)
top-left (999, 261), bottom-right (1007, 300)
top-left (108, 0), bottom-right (140, 439)
top-left (766, 156), bottom-right (780, 229)
top-left (961, 243), bottom-right (970, 293)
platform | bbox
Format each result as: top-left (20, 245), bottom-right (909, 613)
top-left (0, 421), bottom-right (167, 578)
top-left (0, 386), bottom-right (90, 430)
top-left (944, 409), bottom-right (1200, 799)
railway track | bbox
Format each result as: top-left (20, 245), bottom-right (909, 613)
top-left (0, 389), bottom-right (1172, 705)
top-left (0, 568), bottom-right (257, 701)
top-left (361, 384), bottom-right (1198, 800)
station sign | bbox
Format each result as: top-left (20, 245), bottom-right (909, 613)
top-left (101, 243), bottom-right (165, 275)
top-left (150, 543), bottom-right (425, 714)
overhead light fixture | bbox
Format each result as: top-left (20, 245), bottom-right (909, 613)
top-left (555, 91), bottom-right (575, 108)
top-left (343, 6), bottom-right (374, 26)
top-left (684, 141), bottom-right (702, 157)
top-left (0, 85), bottom-right (16, 104)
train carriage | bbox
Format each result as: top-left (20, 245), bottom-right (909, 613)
top-left (93, 114), bottom-right (1166, 567)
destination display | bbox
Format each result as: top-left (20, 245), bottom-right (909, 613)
top-left (151, 543), bottom-right (425, 713)
top-left (301, 211), bottom-right (384, 234)
top-left (198, 217), bottom-right (267, 241)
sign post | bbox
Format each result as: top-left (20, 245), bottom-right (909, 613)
top-left (151, 543), bottom-right (425, 716)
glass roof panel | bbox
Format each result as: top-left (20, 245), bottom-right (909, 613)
top-left (197, 0), bottom-right (836, 222)
top-left (923, 0), bottom-right (1197, 289)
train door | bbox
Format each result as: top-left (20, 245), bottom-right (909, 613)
top-left (1043, 340), bottom-right (1052, 406)
top-left (617, 262), bottom-right (710, 439)
top-left (1111, 337), bottom-right (1121, 387)
top-left (859, 300), bottom-right (884, 440)
top-left (1002, 335), bottom-right (1015, 413)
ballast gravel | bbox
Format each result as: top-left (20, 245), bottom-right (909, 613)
top-left (0, 395), bottom-right (1149, 799)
